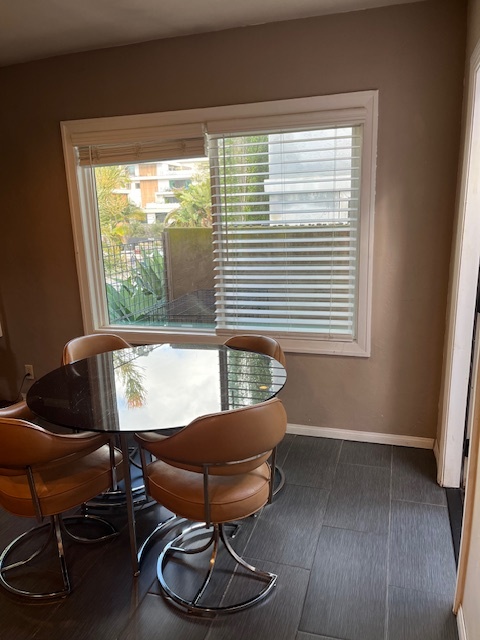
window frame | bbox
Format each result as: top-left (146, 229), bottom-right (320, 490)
top-left (61, 90), bottom-right (378, 356)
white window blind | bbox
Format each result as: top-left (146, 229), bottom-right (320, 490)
top-left (210, 125), bottom-right (363, 339)
top-left (76, 138), bottom-right (206, 166)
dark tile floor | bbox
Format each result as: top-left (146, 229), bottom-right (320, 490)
top-left (0, 436), bottom-right (459, 640)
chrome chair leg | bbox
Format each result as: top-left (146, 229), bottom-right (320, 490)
top-left (0, 513), bottom-right (118, 600)
top-left (128, 444), bottom-right (143, 470)
top-left (269, 446), bottom-right (286, 501)
top-left (191, 527), bottom-right (219, 607)
top-left (0, 517), bottom-right (71, 600)
top-left (273, 465), bottom-right (286, 497)
top-left (0, 522), bottom-right (52, 574)
top-left (157, 522), bottom-right (277, 615)
top-left (53, 514), bottom-right (71, 596)
top-left (136, 515), bottom-right (183, 566)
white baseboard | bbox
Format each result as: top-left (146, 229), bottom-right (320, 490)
top-left (286, 423), bottom-right (434, 449)
top-left (457, 605), bottom-right (467, 640)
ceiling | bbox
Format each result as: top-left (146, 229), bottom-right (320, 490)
top-left (1, 0), bottom-right (425, 67)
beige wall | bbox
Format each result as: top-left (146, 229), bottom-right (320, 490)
top-left (0, 0), bottom-right (466, 438)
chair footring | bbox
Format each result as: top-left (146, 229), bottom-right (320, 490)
top-left (61, 513), bottom-right (119, 543)
top-left (157, 522), bottom-right (277, 615)
top-left (0, 513), bottom-right (118, 600)
top-left (136, 514), bottom-right (180, 566)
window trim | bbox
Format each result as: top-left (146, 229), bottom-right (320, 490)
top-left (61, 91), bottom-right (378, 356)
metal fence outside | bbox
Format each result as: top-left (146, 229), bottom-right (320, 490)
top-left (102, 239), bottom-right (215, 327)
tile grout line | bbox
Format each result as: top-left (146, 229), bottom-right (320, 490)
top-left (321, 440), bottom-right (344, 523)
top-left (333, 439), bottom-right (343, 476)
top-left (337, 461), bottom-right (393, 470)
top-left (29, 602), bottom-right (64, 640)
top-left (294, 442), bottom-right (341, 638)
top-left (385, 582), bottom-right (458, 599)
top-left (280, 433), bottom-right (295, 465)
top-left (393, 497), bottom-right (449, 509)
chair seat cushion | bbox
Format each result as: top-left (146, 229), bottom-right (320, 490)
top-left (0, 445), bottom-right (123, 518)
top-left (147, 460), bottom-right (271, 523)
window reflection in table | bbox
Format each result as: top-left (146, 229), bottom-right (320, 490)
top-left (27, 344), bottom-right (286, 434)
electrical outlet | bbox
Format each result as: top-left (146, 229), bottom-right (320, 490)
top-left (24, 364), bottom-right (34, 380)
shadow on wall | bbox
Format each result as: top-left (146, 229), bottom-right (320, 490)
top-left (0, 294), bottom-right (22, 402)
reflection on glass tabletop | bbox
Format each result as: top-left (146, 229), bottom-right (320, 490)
top-left (27, 343), bottom-right (286, 433)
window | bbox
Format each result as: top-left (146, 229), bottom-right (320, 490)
top-left (62, 91), bottom-right (377, 355)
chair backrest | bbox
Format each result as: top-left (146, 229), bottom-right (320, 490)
top-left (62, 333), bottom-right (131, 365)
top-left (138, 397), bottom-right (287, 476)
top-left (224, 334), bottom-right (286, 368)
top-left (0, 416), bottom-right (106, 470)
top-left (0, 400), bottom-right (34, 421)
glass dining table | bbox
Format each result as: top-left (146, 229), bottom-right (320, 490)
top-left (26, 342), bottom-right (287, 575)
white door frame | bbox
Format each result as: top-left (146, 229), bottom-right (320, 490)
top-left (437, 41), bottom-right (480, 488)
top-left (454, 307), bottom-right (480, 634)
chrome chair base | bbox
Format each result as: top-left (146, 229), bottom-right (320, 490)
top-left (86, 445), bottom-right (149, 510)
top-left (157, 522), bottom-right (277, 615)
top-left (84, 483), bottom-right (148, 509)
top-left (268, 445), bottom-right (285, 502)
top-left (0, 513), bottom-right (118, 600)
top-left (272, 464), bottom-right (286, 497)
top-left (137, 514), bottom-right (180, 566)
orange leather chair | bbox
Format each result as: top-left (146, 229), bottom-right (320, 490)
top-left (135, 397), bottom-right (287, 614)
top-left (224, 334), bottom-right (287, 368)
top-left (62, 333), bottom-right (134, 499)
top-left (224, 334), bottom-right (287, 499)
top-left (0, 398), bottom-right (65, 434)
top-left (62, 333), bottom-right (130, 365)
top-left (0, 399), bottom-right (34, 420)
top-left (0, 416), bottom-right (123, 599)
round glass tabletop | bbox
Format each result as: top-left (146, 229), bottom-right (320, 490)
top-left (27, 343), bottom-right (287, 433)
